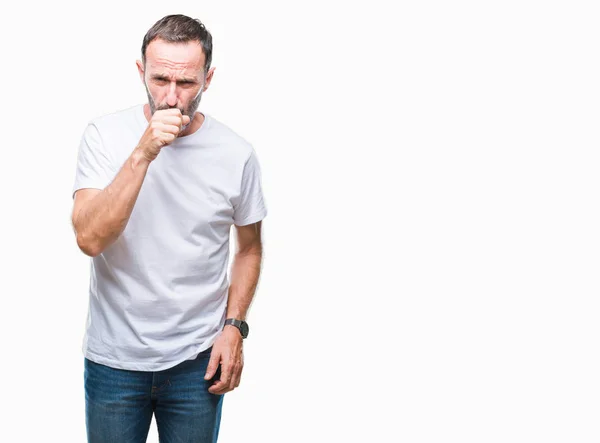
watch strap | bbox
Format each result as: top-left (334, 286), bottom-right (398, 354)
top-left (224, 318), bottom-right (248, 338)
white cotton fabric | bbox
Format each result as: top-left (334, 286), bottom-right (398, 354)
top-left (72, 104), bottom-right (267, 371)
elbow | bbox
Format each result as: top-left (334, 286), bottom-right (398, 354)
top-left (76, 231), bottom-right (103, 257)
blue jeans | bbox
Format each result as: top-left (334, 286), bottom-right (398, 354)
top-left (84, 346), bottom-right (224, 443)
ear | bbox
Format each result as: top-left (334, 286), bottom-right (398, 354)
top-left (136, 60), bottom-right (145, 83)
top-left (203, 66), bottom-right (216, 91)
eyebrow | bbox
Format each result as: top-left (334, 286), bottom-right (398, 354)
top-left (151, 74), bottom-right (197, 83)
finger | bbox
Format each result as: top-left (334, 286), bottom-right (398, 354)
top-left (208, 371), bottom-right (229, 394)
top-left (212, 361), bottom-right (241, 395)
top-left (161, 132), bottom-right (176, 143)
top-left (158, 116), bottom-right (185, 127)
top-left (209, 361), bottom-right (232, 394)
top-left (235, 359), bottom-right (244, 388)
top-left (154, 108), bottom-right (181, 119)
top-left (204, 351), bottom-right (221, 380)
top-left (208, 380), bottom-right (230, 395)
top-left (210, 377), bottom-right (235, 395)
top-left (159, 116), bottom-right (187, 133)
top-left (218, 360), bottom-right (233, 387)
top-left (158, 123), bottom-right (181, 135)
top-left (233, 351), bottom-right (244, 388)
top-left (230, 363), bottom-right (242, 390)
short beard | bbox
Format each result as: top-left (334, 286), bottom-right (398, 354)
top-left (144, 81), bottom-right (204, 130)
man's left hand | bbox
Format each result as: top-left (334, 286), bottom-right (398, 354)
top-left (204, 325), bottom-right (244, 394)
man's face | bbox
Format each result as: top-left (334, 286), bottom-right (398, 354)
top-left (136, 38), bottom-right (214, 119)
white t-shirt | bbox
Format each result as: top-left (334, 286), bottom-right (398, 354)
top-left (72, 103), bottom-right (267, 371)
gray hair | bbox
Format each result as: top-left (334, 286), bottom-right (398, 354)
top-left (141, 14), bottom-right (213, 71)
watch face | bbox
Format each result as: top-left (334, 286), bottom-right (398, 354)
top-left (240, 321), bottom-right (249, 337)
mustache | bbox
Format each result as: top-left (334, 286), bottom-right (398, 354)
top-left (156, 104), bottom-right (186, 113)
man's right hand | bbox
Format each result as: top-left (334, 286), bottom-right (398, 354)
top-left (136, 109), bottom-right (191, 162)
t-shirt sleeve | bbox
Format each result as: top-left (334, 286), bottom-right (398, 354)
top-left (72, 123), bottom-right (114, 198)
top-left (233, 149), bottom-right (268, 226)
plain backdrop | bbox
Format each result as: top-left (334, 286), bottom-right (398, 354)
top-left (1, 0), bottom-right (599, 442)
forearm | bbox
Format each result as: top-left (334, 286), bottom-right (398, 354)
top-left (226, 249), bottom-right (263, 321)
top-left (74, 148), bottom-right (151, 256)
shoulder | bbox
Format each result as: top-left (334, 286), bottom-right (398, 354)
top-left (204, 114), bottom-right (255, 161)
top-left (87, 104), bottom-right (143, 134)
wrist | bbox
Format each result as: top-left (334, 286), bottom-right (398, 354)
top-left (224, 324), bottom-right (243, 337)
top-left (223, 318), bottom-right (249, 339)
top-left (132, 146), bottom-right (153, 166)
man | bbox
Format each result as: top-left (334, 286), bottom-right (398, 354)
top-left (71, 14), bottom-right (267, 443)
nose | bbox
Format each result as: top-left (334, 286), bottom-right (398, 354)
top-left (166, 81), bottom-right (178, 107)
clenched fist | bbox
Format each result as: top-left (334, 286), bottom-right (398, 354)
top-left (136, 109), bottom-right (191, 162)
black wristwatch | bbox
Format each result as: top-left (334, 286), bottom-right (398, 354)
top-left (223, 318), bottom-right (249, 339)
